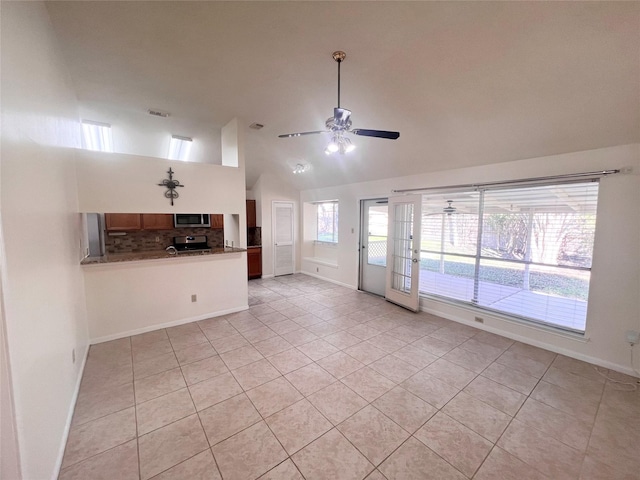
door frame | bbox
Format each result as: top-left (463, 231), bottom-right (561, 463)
top-left (272, 201), bottom-right (295, 276)
top-left (358, 197), bottom-right (388, 296)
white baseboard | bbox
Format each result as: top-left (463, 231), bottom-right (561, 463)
top-left (419, 304), bottom-right (638, 377)
top-left (301, 271), bottom-right (356, 290)
top-left (52, 344), bottom-right (89, 480)
top-left (90, 305), bottom-right (249, 344)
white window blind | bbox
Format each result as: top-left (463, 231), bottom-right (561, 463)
top-left (420, 181), bottom-right (599, 333)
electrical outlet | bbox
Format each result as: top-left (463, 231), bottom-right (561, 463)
top-left (625, 330), bottom-right (639, 345)
top-left (72, 348), bottom-right (76, 364)
top-left (155, 236), bottom-right (160, 243)
top-left (191, 294), bottom-right (197, 303)
top-left (474, 316), bottom-right (484, 323)
top-left (115, 239), bottom-right (121, 245)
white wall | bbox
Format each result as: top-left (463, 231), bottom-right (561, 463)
top-left (251, 174), bottom-right (300, 277)
top-left (76, 150), bottom-right (245, 219)
top-left (79, 116), bottom-right (249, 341)
top-left (0, 3), bottom-right (89, 479)
top-left (300, 144), bottom-right (640, 375)
top-left (84, 254), bottom-right (248, 341)
top-left (80, 101), bottom-right (222, 165)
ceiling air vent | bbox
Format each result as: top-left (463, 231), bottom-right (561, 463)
top-left (148, 109), bottom-right (170, 118)
top-left (249, 123), bottom-right (264, 130)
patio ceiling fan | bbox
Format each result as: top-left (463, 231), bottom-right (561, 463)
top-left (278, 51), bottom-right (400, 155)
top-left (443, 200), bottom-right (457, 215)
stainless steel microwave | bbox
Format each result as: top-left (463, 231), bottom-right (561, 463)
top-left (174, 214), bottom-right (211, 228)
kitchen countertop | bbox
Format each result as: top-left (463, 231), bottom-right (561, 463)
top-left (247, 245), bottom-right (262, 249)
top-left (81, 247), bottom-right (247, 265)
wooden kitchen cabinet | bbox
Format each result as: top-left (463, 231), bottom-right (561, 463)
top-left (141, 214), bottom-right (174, 230)
top-left (105, 213), bottom-right (142, 231)
top-left (247, 247), bottom-right (262, 279)
top-left (246, 199), bottom-right (257, 228)
top-left (210, 214), bottom-right (224, 229)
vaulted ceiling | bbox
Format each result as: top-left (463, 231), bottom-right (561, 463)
top-left (46, 1), bottom-right (640, 190)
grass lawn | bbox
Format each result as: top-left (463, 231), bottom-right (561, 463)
top-left (420, 257), bottom-right (589, 300)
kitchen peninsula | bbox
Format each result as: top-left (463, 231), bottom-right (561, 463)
top-left (82, 246), bottom-right (248, 343)
top-left (81, 246), bottom-right (246, 265)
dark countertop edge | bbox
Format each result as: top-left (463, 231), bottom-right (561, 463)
top-left (247, 245), bottom-right (262, 249)
top-left (81, 247), bottom-right (247, 266)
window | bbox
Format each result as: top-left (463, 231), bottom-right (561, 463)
top-left (168, 135), bottom-right (193, 161)
top-left (82, 120), bottom-right (113, 152)
top-left (420, 181), bottom-right (599, 333)
top-left (316, 201), bottom-right (339, 243)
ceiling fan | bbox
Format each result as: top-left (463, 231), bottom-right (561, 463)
top-left (443, 200), bottom-right (457, 215)
top-left (278, 51), bottom-right (400, 155)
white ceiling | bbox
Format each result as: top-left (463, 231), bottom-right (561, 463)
top-left (46, 1), bottom-right (640, 191)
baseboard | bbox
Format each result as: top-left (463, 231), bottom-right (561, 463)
top-left (261, 274), bottom-right (274, 279)
top-left (90, 305), bottom-right (249, 344)
top-left (301, 271), bottom-right (356, 290)
top-left (419, 304), bottom-right (639, 377)
top-left (52, 344), bottom-right (89, 480)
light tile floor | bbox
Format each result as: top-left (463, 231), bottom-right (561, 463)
top-left (59, 274), bottom-right (640, 479)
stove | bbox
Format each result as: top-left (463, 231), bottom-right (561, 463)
top-left (172, 235), bottom-right (211, 253)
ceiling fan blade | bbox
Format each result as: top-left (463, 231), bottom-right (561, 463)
top-left (351, 129), bottom-right (400, 140)
top-left (333, 108), bottom-right (352, 128)
top-left (278, 130), bottom-right (327, 138)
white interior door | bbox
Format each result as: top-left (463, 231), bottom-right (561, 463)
top-left (273, 201), bottom-right (294, 276)
top-left (359, 198), bottom-right (388, 296)
top-left (385, 194), bottom-right (422, 311)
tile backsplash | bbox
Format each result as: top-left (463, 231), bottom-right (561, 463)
top-left (106, 228), bottom-right (223, 254)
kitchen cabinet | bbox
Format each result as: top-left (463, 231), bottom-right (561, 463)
top-left (247, 247), bottom-right (262, 279)
top-left (105, 213), bottom-right (142, 231)
top-left (210, 214), bottom-right (224, 229)
top-left (246, 199), bottom-right (257, 228)
top-left (141, 214), bottom-right (174, 230)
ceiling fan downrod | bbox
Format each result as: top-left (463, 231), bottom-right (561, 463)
top-left (332, 51), bottom-right (346, 108)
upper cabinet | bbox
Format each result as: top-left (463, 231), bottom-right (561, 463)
top-left (211, 214), bottom-right (224, 229)
top-left (105, 213), bottom-right (224, 231)
top-left (141, 214), bottom-right (174, 230)
top-left (246, 200), bottom-right (257, 228)
top-left (105, 213), bottom-right (142, 231)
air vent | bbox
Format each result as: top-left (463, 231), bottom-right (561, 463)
top-left (148, 109), bottom-right (170, 118)
top-left (249, 123), bottom-right (264, 130)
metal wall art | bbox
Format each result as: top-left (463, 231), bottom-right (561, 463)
top-left (158, 168), bottom-right (184, 206)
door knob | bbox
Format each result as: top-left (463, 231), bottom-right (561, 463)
top-left (412, 258), bottom-right (418, 263)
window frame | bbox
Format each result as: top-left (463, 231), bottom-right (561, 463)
top-left (81, 120), bottom-right (113, 152)
top-left (419, 180), bottom-right (599, 334)
top-left (315, 201), bottom-right (339, 245)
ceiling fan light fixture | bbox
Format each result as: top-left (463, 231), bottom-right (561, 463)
top-left (325, 136), bottom-right (340, 154)
top-left (344, 137), bottom-right (356, 153)
top-left (293, 163), bottom-right (310, 174)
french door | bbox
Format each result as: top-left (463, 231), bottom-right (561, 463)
top-left (385, 195), bottom-right (422, 311)
top-left (359, 198), bottom-right (388, 296)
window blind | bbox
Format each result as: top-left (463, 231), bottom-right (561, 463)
top-left (420, 180), bottom-right (599, 333)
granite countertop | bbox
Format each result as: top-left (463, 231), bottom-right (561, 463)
top-left (81, 247), bottom-right (246, 265)
top-left (247, 245), bottom-right (262, 249)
